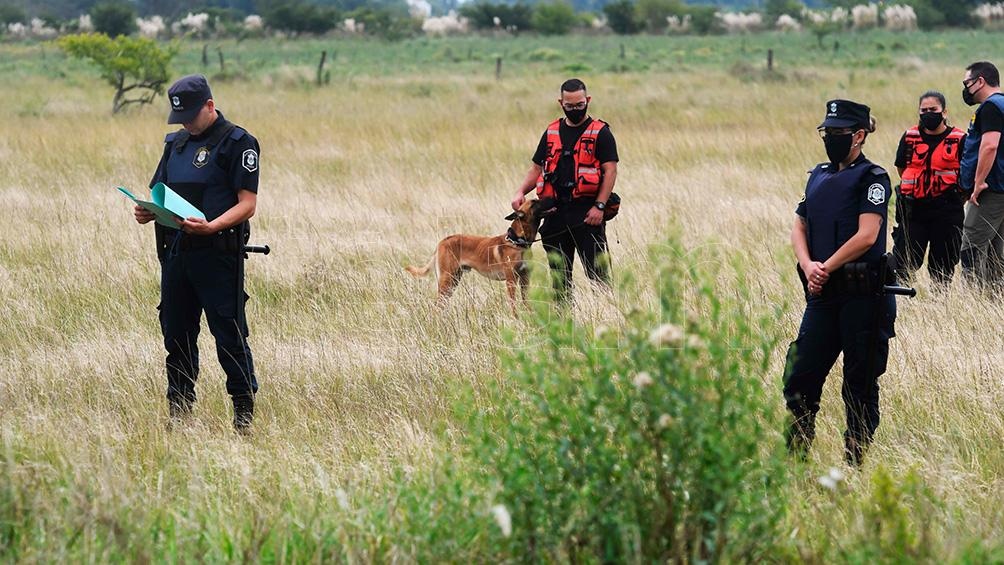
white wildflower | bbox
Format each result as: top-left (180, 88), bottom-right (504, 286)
top-left (882, 4), bottom-right (916, 31)
top-left (632, 371), bottom-right (654, 390)
top-left (656, 414), bottom-right (674, 430)
top-left (717, 11), bottom-right (763, 34)
top-left (136, 15), bottom-right (165, 38)
top-left (491, 504), bottom-right (512, 537)
top-left (851, 4), bottom-right (878, 30)
top-left (78, 14), bottom-right (93, 32)
top-left (244, 14), bottom-right (263, 31)
top-left (818, 467), bottom-right (845, 491)
top-left (422, 11), bottom-right (468, 35)
top-left (776, 14), bottom-right (801, 32)
top-left (649, 323), bottom-right (684, 347)
top-left (666, 14), bottom-right (691, 33)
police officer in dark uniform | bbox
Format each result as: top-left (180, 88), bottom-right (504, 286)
top-left (511, 78), bottom-right (619, 303)
top-left (133, 75), bottom-right (261, 432)
top-left (783, 100), bottom-right (896, 466)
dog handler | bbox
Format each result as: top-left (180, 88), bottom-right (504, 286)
top-left (892, 91), bottom-right (966, 288)
top-left (511, 78), bottom-right (619, 302)
top-left (783, 100), bottom-right (897, 466)
top-left (132, 75), bottom-right (260, 432)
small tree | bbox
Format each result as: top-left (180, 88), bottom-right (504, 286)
top-left (532, 1), bottom-right (576, 35)
top-left (58, 33), bottom-right (176, 114)
top-left (635, 0), bottom-right (685, 33)
top-left (603, 0), bottom-right (641, 34)
top-left (90, 0), bottom-right (137, 37)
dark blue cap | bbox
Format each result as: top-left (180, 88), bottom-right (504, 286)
top-left (819, 99), bottom-right (871, 129)
top-left (167, 74), bottom-right (213, 124)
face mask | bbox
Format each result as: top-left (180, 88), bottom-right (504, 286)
top-left (963, 85), bottom-right (978, 106)
top-left (824, 133), bottom-right (854, 165)
top-left (563, 106), bottom-right (588, 124)
top-left (919, 112), bottom-right (944, 131)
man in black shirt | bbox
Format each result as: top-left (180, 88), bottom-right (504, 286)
top-left (959, 61), bottom-right (1004, 285)
top-left (511, 78), bottom-right (619, 302)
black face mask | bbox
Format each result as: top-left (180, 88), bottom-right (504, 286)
top-left (919, 112), bottom-right (944, 131)
top-left (564, 106), bottom-right (588, 124)
top-left (963, 85), bottom-right (978, 107)
top-left (824, 133), bottom-right (853, 165)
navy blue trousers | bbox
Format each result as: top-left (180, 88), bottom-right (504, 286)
top-left (159, 247), bottom-right (257, 402)
top-left (783, 292), bottom-right (896, 451)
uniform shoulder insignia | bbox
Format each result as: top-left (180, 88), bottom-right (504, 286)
top-left (230, 127), bottom-right (248, 141)
top-left (869, 165), bottom-right (888, 177)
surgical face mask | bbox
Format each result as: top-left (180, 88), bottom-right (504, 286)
top-left (563, 105), bottom-right (588, 124)
top-left (919, 111), bottom-right (944, 131)
top-left (963, 83), bottom-right (978, 106)
top-left (824, 133), bottom-right (854, 165)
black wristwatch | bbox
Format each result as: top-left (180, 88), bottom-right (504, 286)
top-left (594, 201), bottom-right (606, 210)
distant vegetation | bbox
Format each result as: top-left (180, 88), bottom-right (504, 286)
top-left (0, 0), bottom-right (996, 42)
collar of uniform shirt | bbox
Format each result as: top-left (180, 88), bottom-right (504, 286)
top-left (189, 110), bottom-right (228, 142)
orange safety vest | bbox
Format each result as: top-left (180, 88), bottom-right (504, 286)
top-left (899, 126), bottom-right (965, 199)
top-left (535, 117), bottom-right (606, 201)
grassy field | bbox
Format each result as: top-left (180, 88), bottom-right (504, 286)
top-left (2, 31), bottom-right (1004, 561)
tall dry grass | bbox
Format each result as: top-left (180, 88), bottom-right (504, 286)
top-left (1, 54), bottom-right (1002, 559)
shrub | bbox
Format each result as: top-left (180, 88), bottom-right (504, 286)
top-left (89, 0), bottom-right (137, 37)
top-left (635, 0), bottom-right (686, 32)
top-left (464, 238), bottom-right (790, 561)
top-left (459, 2), bottom-right (534, 31)
top-left (532, 1), bottom-right (577, 35)
top-left (0, 4), bottom-right (25, 26)
top-left (262, 0), bottom-right (340, 35)
top-left (603, 0), bottom-right (642, 34)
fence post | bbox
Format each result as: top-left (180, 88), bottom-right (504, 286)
top-left (317, 50), bottom-right (327, 85)
top-left (767, 49), bottom-right (773, 71)
top-left (495, 56), bottom-right (502, 80)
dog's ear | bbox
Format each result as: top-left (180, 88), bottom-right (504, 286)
top-left (504, 211), bottom-right (520, 221)
top-left (532, 198), bottom-right (558, 217)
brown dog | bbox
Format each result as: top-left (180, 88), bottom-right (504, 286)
top-left (406, 198), bottom-right (556, 311)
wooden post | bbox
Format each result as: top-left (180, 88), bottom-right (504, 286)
top-left (620, 43), bottom-right (625, 60)
top-left (495, 56), bottom-right (502, 80)
top-left (217, 48), bottom-right (225, 73)
top-left (202, 44), bottom-right (208, 67)
top-left (316, 50), bottom-right (327, 86)
top-left (767, 49), bottom-right (773, 71)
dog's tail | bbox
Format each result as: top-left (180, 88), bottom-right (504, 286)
top-left (405, 253), bottom-right (436, 277)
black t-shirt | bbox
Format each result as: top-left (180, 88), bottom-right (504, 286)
top-left (894, 128), bottom-right (954, 169)
top-left (532, 117), bottom-right (618, 194)
top-left (974, 99), bottom-right (1004, 136)
top-left (149, 112), bottom-right (261, 194)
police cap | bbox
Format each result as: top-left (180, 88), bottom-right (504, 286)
top-left (818, 99), bottom-right (870, 130)
top-left (166, 74), bottom-right (213, 124)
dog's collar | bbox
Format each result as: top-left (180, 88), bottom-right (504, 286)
top-left (505, 227), bottom-right (533, 248)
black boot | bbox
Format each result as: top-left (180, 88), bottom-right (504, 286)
top-left (785, 410), bottom-right (816, 460)
top-left (232, 394), bottom-right (254, 434)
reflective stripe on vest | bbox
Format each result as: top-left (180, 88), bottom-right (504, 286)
top-left (536, 117), bottom-right (606, 201)
top-left (900, 126), bottom-right (965, 199)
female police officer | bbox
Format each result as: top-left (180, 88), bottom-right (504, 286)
top-left (783, 99), bottom-right (896, 466)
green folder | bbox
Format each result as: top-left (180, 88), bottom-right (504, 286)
top-left (118, 183), bottom-right (205, 229)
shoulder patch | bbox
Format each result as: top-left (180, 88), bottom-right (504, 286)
top-left (867, 183), bottom-right (886, 205)
top-left (241, 148), bottom-right (258, 173)
top-left (230, 127), bottom-right (248, 141)
top-left (869, 165), bottom-right (888, 177)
